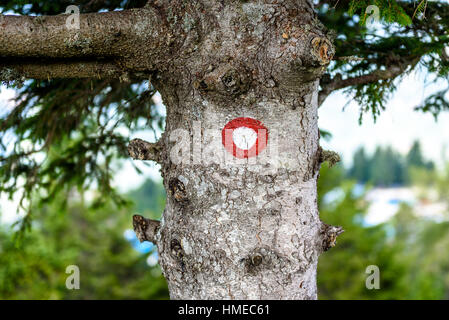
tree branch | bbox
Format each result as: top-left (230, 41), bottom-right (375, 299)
top-left (128, 138), bottom-right (162, 162)
top-left (318, 57), bottom-right (420, 106)
top-left (133, 214), bottom-right (160, 243)
top-left (0, 59), bottom-right (151, 80)
top-left (0, 8), bottom-right (169, 80)
top-left (0, 9), bottom-right (157, 58)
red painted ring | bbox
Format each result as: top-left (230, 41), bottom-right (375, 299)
top-left (221, 117), bottom-right (268, 159)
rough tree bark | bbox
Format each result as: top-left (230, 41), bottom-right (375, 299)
top-left (1, 0), bottom-right (344, 299)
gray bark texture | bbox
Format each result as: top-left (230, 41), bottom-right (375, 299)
top-left (0, 0), bottom-right (343, 300)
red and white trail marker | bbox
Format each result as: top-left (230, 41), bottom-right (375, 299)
top-left (221, 117), bottom-right (268, 159)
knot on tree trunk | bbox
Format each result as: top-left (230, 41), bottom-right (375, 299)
top-left (194, 63), bottom-right (251, 101)
top-left (169, 178), bottom-right (189, 203)
top-left (310, 37), bottom-right (335, 65)
top-left (133, 214), bottom-right (160, 243)
top-left (242, 247), bottom-right (286, 276)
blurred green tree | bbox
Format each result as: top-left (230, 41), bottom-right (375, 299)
top-left (319, 162), bottom-right (449, 300)
top-left (318, 163), bottom-right (410, 299)
top-left (0, 189), bottom-right (169, 300)
top-left (348, 142), bottom-right (435, 186)
top-left (348, 147), bottom-right (370, 183)
top-left (407, 141), bottom-right (426, 168)
top-left (128, 178), bottom-right (166, 219)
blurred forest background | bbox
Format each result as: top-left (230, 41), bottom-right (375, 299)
top-left (2, 140), bottom-right (449, 299)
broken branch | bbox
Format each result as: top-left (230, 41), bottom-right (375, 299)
top-left (133, 214), bottom-right (160, 243)
top-left (320, 150), bottom-right (341, 168)
top-left (128, 138), bottom-right (162, 162)
top-left (321, 223), bottom-right (344, 252)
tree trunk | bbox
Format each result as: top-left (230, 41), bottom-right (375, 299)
top-left (146, 0), bottom-right (341, 299)
top-left (158, 83), bottom-right (328, 300)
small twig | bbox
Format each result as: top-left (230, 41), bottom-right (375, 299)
top-left (335, 56), bottom-right (364, 62)
top-left (332, 0), bottom-right (340, 9)
top-left (412, 0), bottom-right (428, 20)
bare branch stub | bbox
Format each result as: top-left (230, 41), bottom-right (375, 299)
top-left (133, 214), bottom-right (160, 243)
top-left (321, 223), bottom-right (344, 252)
top-left (320, 149), bottom-right (341, 168)
top-left (128, 138), bottom-right (161, 162)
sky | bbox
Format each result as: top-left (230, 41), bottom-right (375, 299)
top-left (319, 70), bottom-right (449, 167)
top-left (1, 68), bottom-right (448, 224)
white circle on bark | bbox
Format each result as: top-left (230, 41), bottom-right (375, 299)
top-left (232, 127), bottom-right (257, 150)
